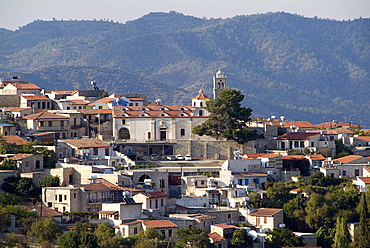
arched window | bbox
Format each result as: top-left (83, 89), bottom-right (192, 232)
top-left (200, 102), bottom-right (203, 107)
top-left (180, 129), bottom-right (185, 137)
top-left (148, 132), bottom-right (151, 140)
top-left (118, 128), bottom-right (130, 139)
top-left (199, 110), bottom-right (203, 116)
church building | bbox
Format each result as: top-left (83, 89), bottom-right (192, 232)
top-left (112, 70), bottom-right (228, 142)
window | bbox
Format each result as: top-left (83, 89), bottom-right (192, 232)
top-left (122, 120), bottom-right (126, 124)
top-left (200, 102), bottom-right (203, 107)
top-left (148, 132), bottom-right (151, 140)
top-left (199, 110), bottom-right (203, 116)
top-left (228, 214), bottom-right (231, 219)
top-left (48, 121), bottom-right (52, 127)
top-left (161, 199), bottom-right (164, 206)
top-left (105, 148), bottom-right (109, 156)
top-left (93, 148), bottom-right (98, 155)
top-left (281, 142), bottom-right (285, 149)
top-left (294, 141), bottom-right (299, 147)
top-left (59, 195), bottom-right (62, 202)
top-left (55, 195), bottom-right (57, 201)
top-left (311, 142), bottom-right (314, 147)
top-left (180, 128), bottom-right (185, 136)
top-left (74, 193), bottom-right (76, 199)
top-left (160, 230), bottom-right (165, 236)
top-left (61, 121), bottom-right (64, 128)
top-left (264, 216), bottom-right (267, 224)
top-left (355, 170), bottom-right (360, 176)
top-left (300, 141), bottom-right (305, 147)
top-left (168, 230), bottom-right (172, 237)
top-left (342, 171), bottom-right (346, 176)
top-left (134, 227), bottom-right (138, 234)
top-left (39, 121), bottom-right (44, 127)
top-left (99, 106), bottom-right (102, 109)
top-left (35, 160), bottom-right (40, 169)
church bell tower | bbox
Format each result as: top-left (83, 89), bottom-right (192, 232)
top-left (213, 69), bottom-right (227, 99)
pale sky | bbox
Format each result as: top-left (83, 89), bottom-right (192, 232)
top-left (0, 0), bottom-right (369, 31)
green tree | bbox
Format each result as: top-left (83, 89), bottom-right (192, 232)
top-left (305, 193), bottom-right (333, 230)
top-left (332, 216), bottom-right (350, 248)
top-left (192, 89), bottom-right (260, 144)
top-left (355, 193), bottom-right (370, 247)
top-left (94, 222), bottom-right (116, 248)
top-left (1, 176), bottom-right (39, 200)
top-left (308, 172), bottom-right (325, 186)
top-left (265, 228), bottom-right (302, 248)
top-left (0, 193), bottom-right (22, 205)
top-left (38, 175), bottom-right (60, 188)
top-left (28, 217), bottom-right (63, 243)
top-left (247, 191), bottom-right (263, 208)
top-left (0, 208), bottom-right (10, 234)
top-left (175, 227), bottom-right (214, 248)
top-left (0, 158), bottom-right (17, 170)
top-left (283, 193), bottom-right (307, 231)
top-left (231, 228), bottom-right (253, 247)
top-left (57, 231), bottom-right (80, 248)
top-left (134, 227), bottom-right (166, 248)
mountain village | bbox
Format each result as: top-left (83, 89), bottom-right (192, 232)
top-left (0, 70), bottom-right (369, 248)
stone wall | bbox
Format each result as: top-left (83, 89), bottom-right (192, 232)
top-left (0, 95), bottom-right (20, 107)
top-left (173, 140), bottom-right (257, 160)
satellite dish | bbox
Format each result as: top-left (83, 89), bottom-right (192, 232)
top-left (248, 230), bottom-right (258, 241)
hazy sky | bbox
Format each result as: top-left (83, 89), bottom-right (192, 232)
top-left (1, 0), bottom-right (369, 30)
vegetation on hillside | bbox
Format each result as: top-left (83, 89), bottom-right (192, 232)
top-left (0, 12), bottom-right (369, 125)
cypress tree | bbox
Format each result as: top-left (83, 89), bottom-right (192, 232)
top-left (355, 193), bottom-right (370, 247)
top-left (332, 216), bottom-right (350, 248)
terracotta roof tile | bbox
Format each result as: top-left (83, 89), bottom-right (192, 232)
top-left (244, 153), bottom-right (281, 159)
top-left (212, 224), bottom-right (237, 229)
top-left (141, 220), bottom-right (178, 228)
top-left (334, 155), bottom-right (364, 164)
top-left (59, 138), bottom-right (109, 148)
top-left (21, 95), bottom-right (50, 100)
top-left (141, 191), bottom-right (168, 199)
top-left (68, 99), bottom-right (89, 105)
top-left (306, 154), bottom-right (325, 160)
top-left (233, 172), bottom-right (267, 177)
top-left (358, 177), bottom-right (370, 184)
top-left (283, 121), bottom-right (315, 128)
top-left (194, 215), bottom-right (216, 220)
top-left (51, 90), bottom-right (75, 95)
top-left (127, 97), bottom-right (144, 101)
top-left (23, 112), bottom-right (69, 120)
top-left (283, 155), bottom-right (307, 160)
top-left (12, 153), bottom-right (33, 160)
top-left (208, 232), bottom-right (226, 242)
top-left (249, 208), bottom-right (282, 217)
top-left (314, 122), bottom-right (354, 129)
top-left (278, 132), bottom-right (320, 140)
top-left (87, 98), bottom-right (115, 106)
top-left (26, 205), bottom-right (63, 217)
top-left (353, 136), bottom-right (370, 142)
top-left (2, 136), bottom-right (28, 145)
top-left (10, 83), bottom-right (40, 90)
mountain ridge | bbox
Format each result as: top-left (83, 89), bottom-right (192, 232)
top-left (0, 12), bottom-right (369, 125)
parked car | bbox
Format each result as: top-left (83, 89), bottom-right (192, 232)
top-left (150, 154), bottom-right (158, 160)
top-left (176, 155), bottom-right (184, 160)
top-left (185, 155), bottom-right (192, 161)
top-left (167, 155), bottom-right (176, 161)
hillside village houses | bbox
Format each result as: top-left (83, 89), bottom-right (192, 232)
top-left (0, 71), bottom-right (369, 247)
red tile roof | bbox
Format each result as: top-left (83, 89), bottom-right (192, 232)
top-left (127, 97), bottom-right (144, 101)
top-left (68, 99), bottom-right (89, 105)
top-left (354, 136), bottom-right (370, 142)
top-left (141, 191), bottom-right (168, 199)
top-left (278, 132), bottom-right (320, 140)
top-left (9, 83), bottom-right (40, 90)
top-left (248, 208), bottom-right (282, 217)
top-left (283, 155), bottom-right (307, 160)
top-left (141, 220), bottom-right (178, 228)
top-left (358, 177), bottom-right (370, 184)
top-left (87, 98), bottom-right (115, 106)
top-left (306, 154), bottom-right (325, 160)
top-left (326, 128), bottom-right (354, 135)
top-left (233, 172), bottom-right (267, 177)
top-left (2, 135), bottom-right (28, 145)
top-left (334, 155), bottom-right (364, 164)
top-left (194, 215), bottom-right (216, 220)
top-left (23, 112), bottom-right (69, 120)
top-left (50, 90), bottom-right (75, 95)
top-left (208, 232), bottom-right (226, 242)
top-left (283, 121), bottom-right (315, 128)
top-left (26, 205), bottom-right (63, 217)
top-left (244, 153), bottom-right (281, 159)
top-left (59, 138), bottom-right (110, 148)
top-left (12, 153), bottom-right (33, 160)
top-left (212, 224), bottom-right (237, 229)
top-left (192, 92), bottom-right (211, 100)
top-left (21, 95), bottom-right (50, 100)
top-left (175, 204), bottom-right (188, 211)
top-left (315, 122), bottom-right (354, 129)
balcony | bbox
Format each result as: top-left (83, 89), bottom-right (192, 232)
top-left (37, 126), bottom-right (68, 131)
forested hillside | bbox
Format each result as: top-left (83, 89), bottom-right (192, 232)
top-left (1, 12), bottom-right (369, 125)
